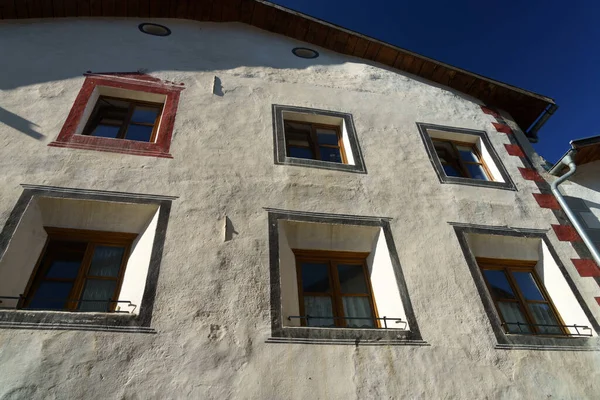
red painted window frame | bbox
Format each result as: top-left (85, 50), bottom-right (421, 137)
top-left (49, 73), bottom-right (184, 158)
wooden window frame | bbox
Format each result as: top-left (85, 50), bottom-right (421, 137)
top-left (82, 96), bottom-right (164, 143)
top-left (477, 257), bottom-right (568, 336)
top-left (284, 120), bottom-right (348, 164)
top-left (432, 138), bottom-right (493, 181)
top-left (293, 249), bottom-right (379, 328)
top-left (20, 227), bottom-right (137, 313)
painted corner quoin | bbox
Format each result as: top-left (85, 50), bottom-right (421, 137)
top-left (481, 105), bottom-right (600, 299)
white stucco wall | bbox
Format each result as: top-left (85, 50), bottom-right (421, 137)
top-left (1, 18), bottom-right (599, 399)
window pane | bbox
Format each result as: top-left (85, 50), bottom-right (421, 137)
top-left (88, 246), bottom-right (126, 278)
top-left (497, 301), bottom-right (531, 333)
top-left (78, 279), bottom-right (118, 312)
top-left (316, 129), bottom-right (339, 145)
top-left (285, 121), bottom-right (311, 133)
top-left (338, 264), bottom-right (368, 294)
top-left (125, 124), bottom-right (154, 142)
top-left (319, 147), bottom-right (342, 163)
top-left (131, 106), bottom-right (160, 124)
top-left (466, 164), bottom-right (489, 180)
top-left (91, 124), bottom-right (120, 138)
top-left (442, 164), bottom-right (463, 177)
top-left (527, 303), bottom-right (563, 335)
top-left (288, 147), bottom-right (314, 159)
top-left (99, 98), bottom-right (130, 109)
top-left (46, 260), bottom-right (82, 279)
top-left (457, 145), bottom-right (478, 162)
top-left (301, 262), bottom-right (330, 292)
top-left (512, 272), bottom-right (545, 301)
top-left (27, 281), bottom-right (74, 310)
top-left (482, 269), bottom-right (515, 299)
top-left (342, 297), bottom-right (374, 328)
top-left (287, 139), bottom-right (310, 147)
top-left (304, 296), bottom-right (335, 327)
top-left (433, 140), bottom-right (456, 158)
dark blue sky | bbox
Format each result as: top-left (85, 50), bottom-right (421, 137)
top-left (272, 0), bottom-right (599, 163)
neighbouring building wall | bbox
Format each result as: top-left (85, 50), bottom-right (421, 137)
top-left (1, 18), bottom-right (600, 400)
top-left (556, 161), bottom-right (600, 254)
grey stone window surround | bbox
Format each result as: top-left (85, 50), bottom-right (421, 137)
top-left (272, 104), bottom-right (367, 174)
top-left (266, 208), bottom-right (427, 346)
top-left (417, 123), bottom-right (516, 191)
top-left (0, 184), bottom-right (176, 334)
top-left (452, 222), bottom-right (600, 351)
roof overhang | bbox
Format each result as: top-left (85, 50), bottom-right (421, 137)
top-left (549, 135), bottom-right (600, 176)
top-left (0, 0), bottom-right (556, 138)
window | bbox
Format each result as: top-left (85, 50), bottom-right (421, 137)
top-left (50, 72), bottom-right (184, 158)
top-left (82, 97), bottom-right (163, 143)
top-left (23, 228), bottom-right (135, 313)
top-left (284, 121), bottom-right (346, 163)
top-left (417, 123), bottom-right (515, 190)
top-left (454, 224), bottom-right (598, 349)
top-left (433, 139), bottom-right (491, 181)
top-left (267, 208), bottom-right (426, 344)
top-left (272, 105), bottom-right (367, 173)
top-left (0, 185), bottom-right (174, 332)
top-left (478, 258), bottom-right (565, 335)
top-left (294, 250), bottom-right (377, 328)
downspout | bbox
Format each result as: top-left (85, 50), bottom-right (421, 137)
top-left (550, 152), bottom-right (600, 267)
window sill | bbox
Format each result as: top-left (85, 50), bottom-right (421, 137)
top-left (49, 136), bottom-right (173, 158)
top-left (270, 326), bottom-right (426, 345)
top-left (439, 175), bottom-right (516, 191)
top-left (492, 332), bottom-right (599, 350)
top-left (277, 156), bottom-right (366, 174)
top-left (0, 309), bottom-right (156, 333)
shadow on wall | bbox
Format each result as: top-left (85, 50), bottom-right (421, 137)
top-left (0, 106), bottom-right (44, 140)
top-left (0, 19), bottom-right (481, 105)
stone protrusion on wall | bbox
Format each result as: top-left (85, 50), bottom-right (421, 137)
top-left (552, 224), bottom-right (582, 242)
top-left (532, 193), bottom-right (561, 210)
top-left (518, 167), bottom-right (544, 182)
top-left (572, 259), bottom-right (600, 277)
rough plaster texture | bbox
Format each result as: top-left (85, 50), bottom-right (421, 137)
top-left (1, 18), bottom-right (600, 399)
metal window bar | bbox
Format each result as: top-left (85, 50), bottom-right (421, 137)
top-left (0, 296), bottom-right (137, 313)
top-left (287, 315), bottom-right (407, 330)
top-left (502, 321), bottom-right (592, 337)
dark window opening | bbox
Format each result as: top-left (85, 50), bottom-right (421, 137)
top-left (82, 96), bottom-right (163, 143)
top-left (284, 121), bottom-right (346, 164)
top-left (22, 228), bottom-right (136, 313)
top-left (432, 139), bottom-right (491, 181)
top-left (294, 250), bottom-right (377, 328)
top-left (478, 258), bottom-right (567, 336)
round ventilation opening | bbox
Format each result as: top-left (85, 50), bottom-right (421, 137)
top-left (139, 23), bottom-right (171, 37)
top-left (292, 47), bottom-right (319, 59)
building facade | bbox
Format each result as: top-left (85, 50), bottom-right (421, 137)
top-left (1, 2), bottom-right (599, 399)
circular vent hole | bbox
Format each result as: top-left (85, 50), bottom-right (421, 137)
top-left (139, 23), bottom-right (171, 37)
top-left (292, 47), bottom-right (319, 59)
